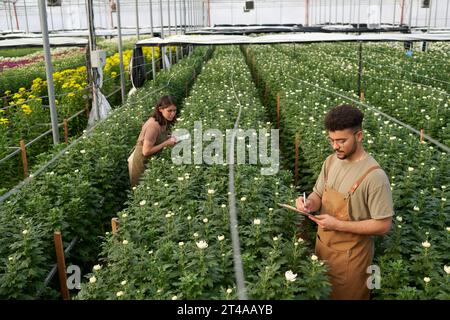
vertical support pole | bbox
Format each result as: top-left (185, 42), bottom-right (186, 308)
top-left (294, 133), bottom-right (300, 186)
top-left (54, 231), bottom-right (70, 300)
top-left (446, 0), bottom-right (450, 28)
top-left (60, 2), bottom-right (65, 30)
top-left (112, 217), bottom-right (119, 234)
top-left (420, 129), bottom-right (424, 143)
top-left (305, 0), bottom-right (309, 26)
top-left (20, 139), bottom-right (28, 178)
top-left (400, 0), bottom-right (405, 25)
top-left (135, 0), bottom-right (140, 39)
top-left (24, 0), bottom-right (30, 33)
top-left (393, 0), bottom-right (397, 25)
top-left (12, 2), bottom-right (19, 30)
top-left (110, 0), bottom-right (114, 28)
top-left (64, 119), bottom-right (69, 144)
top-left (183, 0), bottom-right (187, 33)
top-left (207, 0), bottom-right (211, 26)
top-left (38, 0), bottom-right (60, 145)
top-left (380, 0), bottom-right (384, 26)
top-left (357, 42), bottom-right (363, 99)
top-left (276, 94), bottom-right (280, 129)
top-left (408, 0), bottom-right (413, 29)
top-left (116, 0), bottom-right (126, 104)
top-left (433, 0), bottom-right (437, 27)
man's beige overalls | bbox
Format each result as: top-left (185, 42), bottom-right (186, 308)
top-left (316, 156), bottom-right (380, 300)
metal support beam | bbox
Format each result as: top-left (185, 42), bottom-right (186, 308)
top-left (38, 0), bottom-right (60, 145)
top-left (116, 0), bottom-right (126, 103)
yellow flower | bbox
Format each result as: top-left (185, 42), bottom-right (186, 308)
top-left (4, 90), bottom-right (11, 95)
top-left (21, 104), bottom-right (32, 115)
top-left (111, 71), bottom-right (117, 77)
top-left (19, 87), bottom-right (26, 92)
top-left (0, 117), bottom-right (9, 125)
top-left (68, 93), bottom-right (75, 98)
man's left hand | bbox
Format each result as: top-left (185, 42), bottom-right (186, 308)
top-left (309, 214), bottom-right (342, 231)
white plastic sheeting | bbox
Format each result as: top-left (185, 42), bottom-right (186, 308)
top-left (0, 36), bottom-right (88, 48)
top-left (136, 32), bottom-right (450, 46)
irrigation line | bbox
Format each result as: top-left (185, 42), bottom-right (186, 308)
top-left (283, 71), bottom-right (450, 153)
top-left (226, 64), bottom-right (248, 301)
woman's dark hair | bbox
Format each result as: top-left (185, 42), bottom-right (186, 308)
top-left (324, 104), bottom-right (363, 131)
top-left (151, 95), bottom-right (177, 126)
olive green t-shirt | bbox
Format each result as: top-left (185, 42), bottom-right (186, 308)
top-left (313, 153), bottom-right (394, 221)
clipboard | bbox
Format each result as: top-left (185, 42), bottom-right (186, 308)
top-left (277, 203), bottom-right (315, 219)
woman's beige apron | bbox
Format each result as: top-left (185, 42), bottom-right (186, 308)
top-left (127, 123), bottom-right (168, 187)
top-left (316, 156), bottom-right (380, 300)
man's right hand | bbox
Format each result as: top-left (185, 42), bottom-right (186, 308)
top-left (296, 196), bottom-right (311, 213)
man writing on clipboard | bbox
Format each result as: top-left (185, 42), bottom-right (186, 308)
top-left (295, 104), bottom-right (393, 300)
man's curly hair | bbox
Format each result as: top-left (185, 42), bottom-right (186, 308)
top-left (324, 104), bottom-right (363, 131)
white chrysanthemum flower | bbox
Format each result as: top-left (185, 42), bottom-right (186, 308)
top-left (253, 219), bottom-right (261, 225)
top-left (187, 215), bottom-right (192, 220)
top-left (221, 204), bottom-right (226, 208)
top-left (408, 167), bottom-right (414, 172)
top-left (178, 177), bottom-right (184, 181)
top-left (273, 236), bottom-right (278, 241)
top-left (285, 270), bottom-right (297, 282)
top-left (122, 240), bottom-right (129, 245)
top-left (208, 189), bottom-right (215, 194)
top-left (442, 198), bottom-right (447, 202)
top-left (148, 250), bottom-right (153, 254)
top-left (89, 276), bottom-right (97, 284)
top-left (311, 254), bottom-right (318, 261)
top-left (297, 238), bottom-right (304, 243)
top-left (193, 232), bottom-right (199, 238)
top-left (93, 264), bottom-right (102, 271)
top-left (442, 186), bottom-right (447, 190)
top-left (422, 241), bottom-right (431, 248)
top-left (121, 213), bottom-right (128, 218)
top-left (203, 218), bottom-right (208, 223)
top-left (444, 265), bottom-right (450, 274)
top-left (269, 208), bottom-right (273, 211)
top-left (396, 216), bottom-right (403, 222)
top-left (116, 291), bottom-right (124, 297)
top-left (121, 280), bottom-right (127, 286)
top-left (178, 242), bottom-right (184, 247)
top-left (423, 277), bottom-right (430, 283)
top-left (172, 295), bottom-right (178, 300)
top-left (74, 169), bottom-right (79, 173)
top-left (80, 149), bottom-right (86, 154)
top-left (22, 229), bottom-right (28, 235)
top-left (196, 240), bottom-right (208, 249)
top-left (226, 288), bottom-right (233, 294)
top-left (240, 197), bottom-right (247, 202)
top-left (218, 235), bottom-right (225, 241)
top-left (154, 202), bottom-right (159, 206)
top-left (447, 227), bottom-right (450, 232)
top-left (139, 200), bottom-right (146, 206)
top-left (413, 206), bottom-right (420, 211)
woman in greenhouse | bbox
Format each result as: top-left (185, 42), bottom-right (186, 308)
top-left (296, 104), bottom-right (393, 300)
top-left (128, 95), bottom-right (178, 187)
